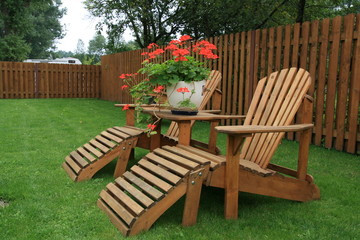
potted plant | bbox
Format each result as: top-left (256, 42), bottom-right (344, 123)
top-left (119, 35), bottom-right (218, 133)
top-left (121, 35), bottom-right (218, 110)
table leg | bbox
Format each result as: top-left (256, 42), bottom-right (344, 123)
top-left (208, 120), bottom-right (220, 153)
top-left (126, 107), bottom-right (135, 126)
top-left (178, 120), bottom-right (192, 146)
top-left (150, 118), bottom-right (162, 151)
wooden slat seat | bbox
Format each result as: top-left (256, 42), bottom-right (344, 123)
top-left (62, 126), bottom-right (141, 182)
top-left (98, 145), bottom-right (210, 236)
top-left (123, 171), bottom-right (164, 201)
top-left (63, 70), bottom-right (222, 182)
top-left (239, 159), bottom-right (275, 177)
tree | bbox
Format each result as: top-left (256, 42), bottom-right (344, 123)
top-left (0, 35), bottom-right (31, 61)
top-left (88, 34), bottom-right (106, 55)
top-left (73, 39), bottom-right (87, 63)
top-left (26, 0), bottom-right (65, 58)
top-left (106, 36), bottom-right (139, 54)
top-left (84, 0), bottom-right (182, 48)
top-left (85, 0), bottom-right (360, 51)
top-left (75, 39), bottom-right (86, 54)
top-left (0, 0), bottom-right (65, 61)
top-left (86, 34), bottom-right (106, 64)
top-left (180, 0), bottom-right (360, 38)
top-left (178, 0), bottom-right (268, 38)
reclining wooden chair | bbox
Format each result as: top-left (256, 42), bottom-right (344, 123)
top-left (62, 70), bottom-right (222, 182)
top-left (97, 68), bottom-right (320, 236)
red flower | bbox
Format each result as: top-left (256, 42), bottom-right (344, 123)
top-left (172, 48), bottom-right (190, 57)
top-left (121, 85), bottom-right (129, 90)
top-left (169, 40), bottom-right (181, 44)
top-left (119, 73), bottom-right (138, 79)
top-left (165, 44), bottom-right (178, 50)
top-left (119, 74), bottom-right (127, 79)
top-left (177, 87), bottom-right (190, 93)
top-left (205, 53), bottom-right (219, 59)
top-left (145, 49), bottom-right (165, 61)
top-left (122, 104), bottom-right (130, 111)
top-left (179, 35), bottom-right (192, 42)
top-left (153, 85), bottom-right (164, 93)
top-left (175, 56), bottom-right (188, 62)
top-left (152, 49), bottom-right (165, 55)
top-left (147, 43), bottom-right (159, 49)
top-left (147, 124), bottom-right (156, 130)
top-left (199, 48), bottom-right (212, 55)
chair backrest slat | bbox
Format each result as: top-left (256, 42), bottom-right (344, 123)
top-left (259, 71), bottom-right (311, 168)
top-left (244, 68), bottom-right (297, 162)
top-left (166, 70), bottom-right (222, 137)
top-left (240, 68), bottom-right (311, 169)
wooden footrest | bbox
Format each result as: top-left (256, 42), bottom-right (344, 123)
top-left (98, 145), bottom-right (210, 236)
top-left (62, 126), bottom-right (143, 181)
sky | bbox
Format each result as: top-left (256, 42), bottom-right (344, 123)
top-left (55, 0), bottom-right (98, 52)
top-left (55, 0), bottom-right (133, 52)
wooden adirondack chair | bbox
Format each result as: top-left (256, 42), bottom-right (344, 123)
top-left (181, 67), bottom-right (321, 219)
top-left (97, 68), bottom-right (320, 236)
top-left (62, 70), bottom-right (222, 182)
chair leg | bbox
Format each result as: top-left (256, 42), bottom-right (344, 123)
top-left (113, 138), bottom-right (138, 178)
top-left (224, 135), bottom-right (247, 219)
top-left (182, 168), bottom-right (207, 226)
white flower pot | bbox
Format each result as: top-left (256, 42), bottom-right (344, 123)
top-left (166, 80), bottom-right (206, 112)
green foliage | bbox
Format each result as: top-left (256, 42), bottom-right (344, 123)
top-left (106, 37), bottom-right (140, 53)
top-left (177, 97), bottom-right (197, 109)
top-left (52, 34), bottom-right (139, 65)
top-left (0, 34), bottom-right (31, 61)
top-left (86, 0), bottom-right (360, 50)
top-left (84, 0), bottom-right (181, 48)
top-left (88, 34), bottom-right (106, 56)
top-left (51, 50), bottom-right (74, 59)
top-left (179, 0), bottom-right (360, 38)
top-left (129, 80), bottom-right (154, 104)
top-left (82, 55), bottom-right (97, 65)
top-left (73, 39), bottom-right (100, 65)
top-left (0, 0), bottom-right (65, 61)
top-left (138, 56), bottom-right (210, 86)
top-left (26, 0), bottom-right (65, 58)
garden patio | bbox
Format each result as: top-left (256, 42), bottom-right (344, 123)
top-left (1, 12), bottom-right (360, 239)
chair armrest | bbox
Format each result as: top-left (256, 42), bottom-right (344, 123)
top-left (215, 124), bottom-right (313, 134)
top-left (198, 114), bottom-right (246, 121)
top-left (114, 104), bottom-right (158, 108)
top-left (200, 110), bottom-right (222, 114)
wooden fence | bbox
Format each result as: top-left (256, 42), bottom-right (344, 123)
top-left (101, 13), bottom-right (360, 154)
top-left (101, 50), bottom-right (144, 103)
top-left (0, 62), bottom-right (101, 99)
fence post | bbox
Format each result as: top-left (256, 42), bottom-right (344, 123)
top-left (248, 30), bottom-right (256, 109)
top-left (34, 63), bottom-right (39, 98)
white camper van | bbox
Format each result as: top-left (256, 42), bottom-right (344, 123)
top-left (24, 57), bottom-right (82, 64)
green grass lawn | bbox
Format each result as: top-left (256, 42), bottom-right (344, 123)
top-left (0, 98), bottom-right (359, 240)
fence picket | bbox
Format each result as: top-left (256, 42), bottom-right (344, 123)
top-left (347, 14), bottom-right (360, 153)
top-left (325, 16), bottom-right (342, 149)
top-left (335, 14), bottom-right (355, 151)
top-left (314, 18), bottom-right (330, 146)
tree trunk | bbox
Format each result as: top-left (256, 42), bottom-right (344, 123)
top-left (296, 0), bottom-right (306, 23)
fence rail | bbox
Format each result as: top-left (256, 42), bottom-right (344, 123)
top-left (100, 13), bottom-right (360, 154)
top-left (0, 62), bottom-right (101, 99)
